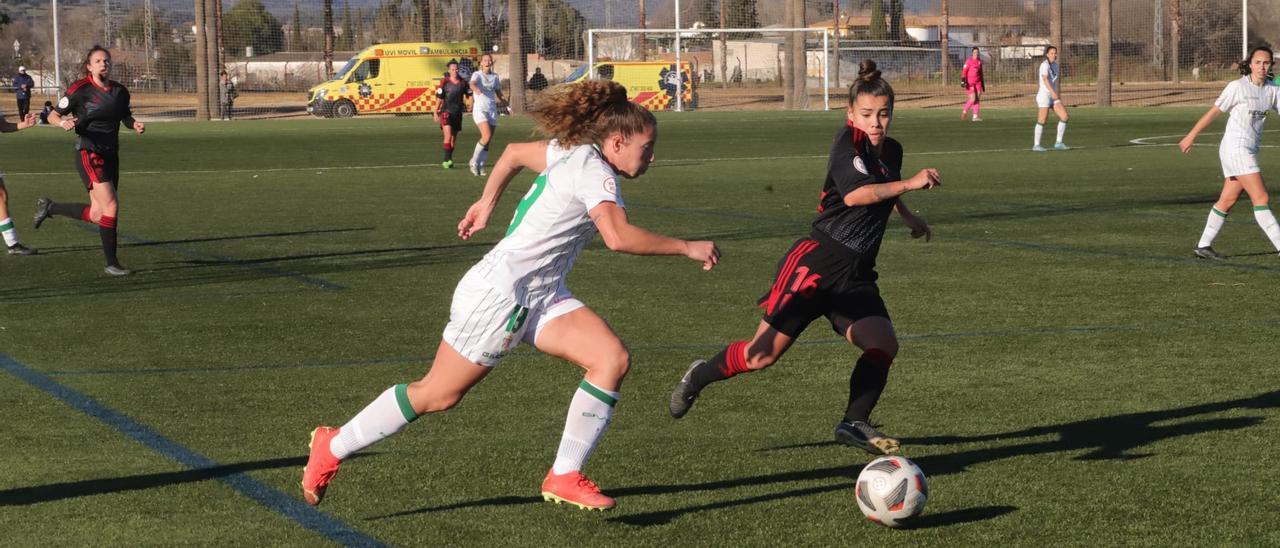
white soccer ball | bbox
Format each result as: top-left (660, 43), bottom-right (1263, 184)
top-left (855, 456), bottom-right (928, 528)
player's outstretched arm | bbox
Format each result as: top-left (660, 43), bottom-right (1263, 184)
top-left (590, 202), bottom-right (720, 270)
top-left (843, 169), bottom-right (941, 207)
top-left (458, 140), bottom-right (551, 239)
top-left (1179, 106), bottom-right (1222, 154)
top-left (0, 112), bottom-right (37, 133)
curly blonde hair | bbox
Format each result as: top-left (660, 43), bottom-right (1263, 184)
top-left (528, 80), bottom-right (656, 147)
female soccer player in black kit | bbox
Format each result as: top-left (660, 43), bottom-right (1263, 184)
top-left (434, 60), bottom-right (471, 169)
top-left (668, 60), bottom-right (940, 455)
top-left (34, 46), bottom-right (144, 276)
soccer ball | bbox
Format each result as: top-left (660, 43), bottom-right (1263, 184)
top-left (854, 456), bottom-right (928, 528)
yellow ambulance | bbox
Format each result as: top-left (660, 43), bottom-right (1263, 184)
top-left (562, 61), bottom-right (698, 110)
top-left (307, 41), bottom-right (481, 118)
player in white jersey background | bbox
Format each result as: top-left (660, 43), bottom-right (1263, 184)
top-left (301, 80), bottom-right (721, 512)
top-left (468, 53), bottom-right (508, 177)
top-left (0, 107), bottom-right (40, 255)
top-left (1032, 46), bottom-right (1071, 151)
top-left (1179, 46), bottom-right (1280, 260)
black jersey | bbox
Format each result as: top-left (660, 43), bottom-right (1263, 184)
top-left (435, 76), bottom-right (471, 114)
top-left (810, 122), bottom-right (904, 280)
top-left (54, 77), bottom-right (136, 153)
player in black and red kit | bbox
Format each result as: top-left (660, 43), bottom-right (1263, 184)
top-left (33, 46), bottom-right (145, 276)
top-left (434, 60), bottom-right (471, 169)
top-left (668, 60), bottom-right (940, 455)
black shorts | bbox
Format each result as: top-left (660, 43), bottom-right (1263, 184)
top-left (440, 110), bottom-right (463, 133)
top-left (757, 238), bottom-right (889, 338)
top-left (75, 149), bottom-right (120, 190)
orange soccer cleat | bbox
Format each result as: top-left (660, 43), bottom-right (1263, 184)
top-left (540, 470), bottom-right (616, 511)
top-left (300, 426), bottom-right (342, 506)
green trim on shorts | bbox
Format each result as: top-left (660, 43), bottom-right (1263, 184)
top-left (1213, 207), bottom-right (1229, 217)
top-left (504, 304), bottom-right (530, 334)
top-left (394, 383), bottom-right (419, 423)
top-left (1253, 205), bottom-right (1271, 212)
top-left (578, 379), bottom-right (618, 407)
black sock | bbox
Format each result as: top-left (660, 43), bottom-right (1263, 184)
top-left (99, 216), bottom-right (119, 266)
top-left (843, 349), bottom-right (894, 423)
top-left (687, 341), bottom-right (750, 392)
top-left (444, 145), bottom-right (453, 161)
top-left (50, 202), bottom-right (89, 220)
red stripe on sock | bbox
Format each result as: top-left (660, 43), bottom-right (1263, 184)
top-left (719, 341), bottom-right (751, 377)
top-left (444, 142), bottom-right (454, 151)
top-left (80, 206), bottom-right (92, 222)
top-left (99, 215), bottom-right (117, 229)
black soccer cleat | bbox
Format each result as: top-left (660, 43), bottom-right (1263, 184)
top-left (7, 243), bottom-right (37, 256)
top-left (669, 360), bottom-right (705, 419)
top-left (1193, 246), bottom-right (1226, 261)
top-left (834, 420), bottom-right (901, 455)
top-left (32, 197), bottom-right (53, 229)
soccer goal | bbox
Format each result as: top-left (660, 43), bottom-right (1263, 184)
top-left (585, 27), bottom-right (836, 111)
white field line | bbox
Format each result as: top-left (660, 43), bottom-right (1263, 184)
top-left (1130, 129), bottom-right (1280, 147)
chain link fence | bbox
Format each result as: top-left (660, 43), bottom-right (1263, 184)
top-left (0, 0), bottom-right (1264, 119)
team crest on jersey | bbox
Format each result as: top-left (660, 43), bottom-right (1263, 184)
top-left (603, 177), bottom-right (617, 195)
top-left (853, 156), bottom-right (868, 175)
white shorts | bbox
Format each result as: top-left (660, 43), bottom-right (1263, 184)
top-left (472, 107), bottom-right (498, 128)
top-left (441, 266), bottom-right (583, 367)
top-left (1220, 146), bottom-right (1261, 178)
top-left (1036, 92), bottom-right (1056, 109)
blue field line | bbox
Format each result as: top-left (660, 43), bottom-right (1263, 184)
top-left (0, 354), bottom-right (384, 547)
top-left (41, 323), bottom-right (1141, 378)
top-left (74, 225), bottom-right (347, 290)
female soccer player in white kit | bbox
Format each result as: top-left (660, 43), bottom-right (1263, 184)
top-left (301, 80), bottom-right (721, 511)
top-left (1179, 46), bottom-right (1280, 260)
top-left (1033, 46), bottom-right (1070, 151)
top-left (468, 53), bottom-right (507, 176)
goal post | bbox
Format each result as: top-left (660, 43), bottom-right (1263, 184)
top-left (586, 27), bottom-right (834, 111)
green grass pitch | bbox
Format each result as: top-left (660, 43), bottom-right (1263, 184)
top-left (2, 107), bottom-right (1279, 545)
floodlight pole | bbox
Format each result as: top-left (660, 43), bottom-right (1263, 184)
top-left (675, 0), bottom-right (683, 112)
top-left (52, 0), bottom-right (61, 91)
top-left (822, 30), bottom-right (829, 110)
top-left (1242, 0), bottom-right (1248, 58)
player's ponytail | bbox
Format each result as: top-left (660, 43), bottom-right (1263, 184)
top-left (1239, 45), bottom-right (1275, 77)
top-left (529, 80), bottom-right (656, 147)
top-left (848, 59), bottom-right (894, 110)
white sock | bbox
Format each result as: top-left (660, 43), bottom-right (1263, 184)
top-left (470, 142), bottom-right (484, 167)
top-left (1056, 121), bottom-right (1067, 144)
top-left (1034, 123), bottom-right (1044, 147)
top-left (1198, 207), bottom-right (1228, 248)
top-left (1253, 206), bottom-right (1280, 251)
top-left (551, 380), bottom-right (618, 475)
top-left (329, 384), bottom-right (418, 460)
top-left (0, 217), bottom-right (18, 246)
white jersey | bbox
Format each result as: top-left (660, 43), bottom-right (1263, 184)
top-left (1215, 77), bottom-right (1280, 153)
top-left (1038, 60), bottom-right (1059, 96)
top-left (470, 71), bottom-right (502, 112)
top-left (478, 144), bottom-right (623, 307)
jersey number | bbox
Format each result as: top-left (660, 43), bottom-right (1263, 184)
top-left (506, 174), bottom-right (549, 236)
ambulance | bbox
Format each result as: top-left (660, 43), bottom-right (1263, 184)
top-left (308, 41), bottom-right (481, 118)
top-left (562, 61), bottom-right (698, 110)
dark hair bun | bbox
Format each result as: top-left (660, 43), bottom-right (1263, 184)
top-left (858, 59), bottom-right (881, 82)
